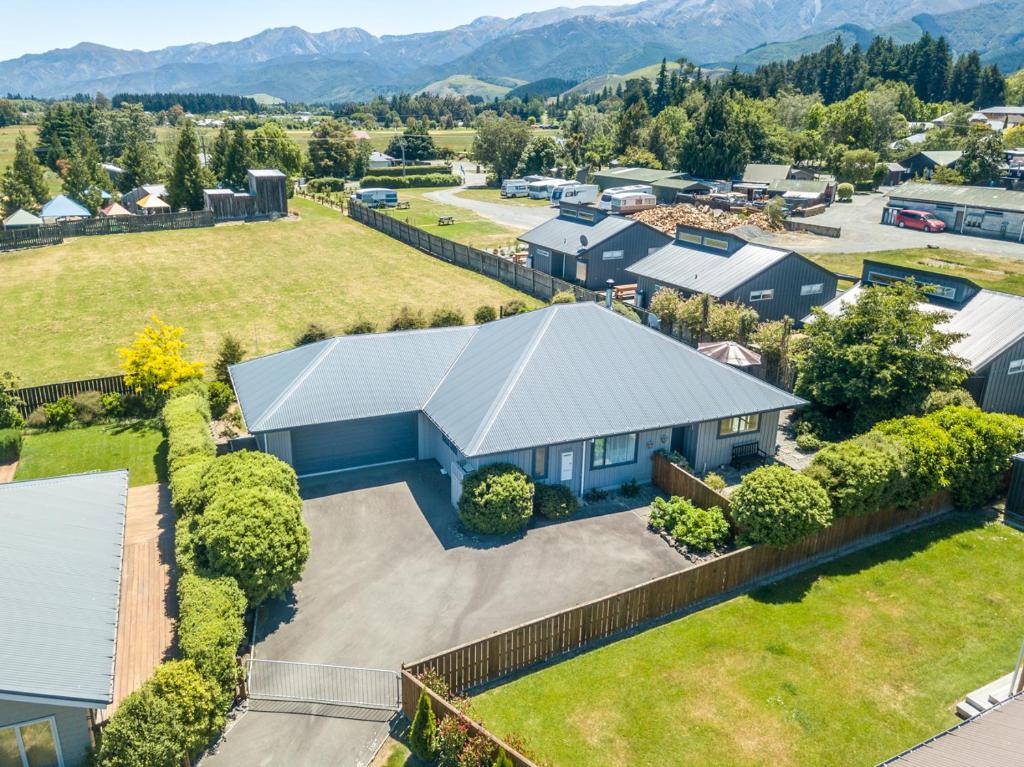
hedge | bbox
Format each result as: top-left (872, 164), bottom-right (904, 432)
top-left (162, 393), bottom-right (215, 475)
top-left (0, 428), bottom-right (21, 461)
top-left (458, 463), bottom-right (535, 535)
top-left (360, 173), bottom-right (461, 189)
top-left (192, 450), bottom-right (299, 517)
top-left (534, 483), bottom-right (577, 519)
top-left (802, 432), bottom-right (908, 518)
top-left (304, 177), bottom-right (347, 193)
top-left (359, 163), bottom-right (435, 178)
top-left (731, 466), bottom-right (833, 546)
top-left (177, 573), bottom-right (247, 707)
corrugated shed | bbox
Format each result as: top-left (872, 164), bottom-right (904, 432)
top-left (742, 164), bottom-right (791, 184)
top-left (626, 240), bottom-right (791, 297)
top-left (594, 167), bottom-right (677, 187)
top-left (0, 471), bottom-right (127, 707)
top-left (518, 213), bottom-right (636, 252)
top-left (891, 182), bottom-right (1024, 214)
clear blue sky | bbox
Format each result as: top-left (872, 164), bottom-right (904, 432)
top-left (1, 0), bottom-right (623, 59)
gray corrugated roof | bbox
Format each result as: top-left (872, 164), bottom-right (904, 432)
top-left (594, 167), bottom-right (677, 185)
top-left (810, 284), bottom-right (1024, 370)
top-left (248, 169), bottom-right (286, 178)
top-left (742, 164), bottom-right (791, 183)
top-left (767, 179), bottom-right (829, 194)
top-left (890, 182), bottom-right (1024, 214)
top-left (0, 470), bottom-right (127, 707)
top-left (518, 213), bottom-right (637, 253)
top-left (233, 304), bottom-right (804, 457)
top-left (919, 150), bottom-right (964, 166)
top-left (626, 240), bottom-right (793, 297)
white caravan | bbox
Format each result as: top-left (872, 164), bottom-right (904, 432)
top-left (597, 184), bottom-right (654, 210)
top-left (550, 183), bottom-right (600, 206)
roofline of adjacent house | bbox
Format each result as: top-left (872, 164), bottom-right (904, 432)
top-left (0, 689), bottom-right (111, 709)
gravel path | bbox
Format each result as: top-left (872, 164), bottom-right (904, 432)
top-left (424, 168), bottom-right (557, 232)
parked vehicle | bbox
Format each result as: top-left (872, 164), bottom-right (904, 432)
top-left (551, 183), bottom-right (599, 206)
top-left (501, 179), bottom-right (530, 198)
top-left (351, 188), bottom-right (399, 208)
top-left (895, 209), bottom-right (947, 232)
top-left (597, 184), bottom-right (654, 211)
top-left (528, 179), bottom-right (573, 199)
top-left (605, 190), bottom-right (657, 214)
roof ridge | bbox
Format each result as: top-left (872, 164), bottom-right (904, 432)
top-left (251, 337), bottom-right (342, 431)
top-left (464, 307), bottom-right (560, 455)
top-left (421, 325), bottom-right (482, 410)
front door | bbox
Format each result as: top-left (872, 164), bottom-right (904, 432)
top-left (560, 450), bottom-right (574, 483)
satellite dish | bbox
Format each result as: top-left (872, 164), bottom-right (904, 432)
top-left (580, 234), bottom-right (589, 248)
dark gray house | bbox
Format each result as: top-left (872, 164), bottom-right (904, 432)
top-left (518, 203), bottom-right (672, 290)
top-left (810, 261), bottom-right (1024, 416)
top-left (231, 303), bottom-right (805, 501)
top-left (0, 470), bottom-right (128, 767)
top-left (900, 150), bottom-right (963, 179)
top-left (885, 183), bottom-right (1024, 242)
top-left (627, 226), bottom-right (838, 322)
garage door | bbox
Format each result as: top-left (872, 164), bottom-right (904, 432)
top-left (290, 413), bottom-right (419, 476)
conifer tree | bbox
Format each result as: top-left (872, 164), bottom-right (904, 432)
top-left (408, 688), bottom-right (438, 761)
top-left (168, 119), bottom-right (207, 211)
top-left (220, 123), bottom-right (252, 190)
top-left (62, 127), bottom-right (107, 214)
top-left (0, 132), bottom-right (48, 215)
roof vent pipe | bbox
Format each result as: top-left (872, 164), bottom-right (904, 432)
top-left (605, 279), bottom-right (614, 309)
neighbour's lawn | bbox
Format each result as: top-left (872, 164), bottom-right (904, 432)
top-left (454, 187), bottom-right (552, 208)
top-left (0, 198), bottom-right (537, 384)
top-left (471, 515), bottom-right (1024, 767)
top-left (807, 248), bottom-right (1024, 296)
top-left (381, 187), bottom-right (523, 251)
top-left (15, 421), bottom-right (167, 487)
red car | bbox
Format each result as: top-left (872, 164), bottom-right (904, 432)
top-left (895, 209), bottom-right (947, 232)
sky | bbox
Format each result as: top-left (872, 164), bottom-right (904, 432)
top-left (0, 0), bottom-right (625, 59)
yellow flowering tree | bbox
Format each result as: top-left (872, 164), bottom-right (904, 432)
top-left (119, 316), bottom-right (205, 392)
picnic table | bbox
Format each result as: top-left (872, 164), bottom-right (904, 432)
top-left (396, 201), bottom-right (411, 210)
top-left (438, 215), bottom-right (455, 226)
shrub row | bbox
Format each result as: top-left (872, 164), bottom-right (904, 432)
top-left (304, 177), bottom-right (348, 193)
top-left (359, 173), bottom-right (461, 189)
top-left (359, 163), bottom-right (435, 178)
top-left (457, 464), bottom-right (581, 535)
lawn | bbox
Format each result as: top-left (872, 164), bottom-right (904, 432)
top-left (380, 187), bottom-right (524, 251)
top-left (471, 515), bottom-right (1024, 767)
top-left (455, 187), bottom-right (552, 208)
top-left (807, 247), bottom-right (1024, 296)
top-left (15, 421), bottom-right (167, 487)
top-left (0, 197), bottom-right (537, 384)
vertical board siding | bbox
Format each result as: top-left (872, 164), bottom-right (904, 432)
top-left (980, 336), bottom-right (1024, 417)
top-left (726, 255), bottom-right (839, 323)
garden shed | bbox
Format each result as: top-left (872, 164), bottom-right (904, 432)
top-left (247, 169), bottom-right (288, 217)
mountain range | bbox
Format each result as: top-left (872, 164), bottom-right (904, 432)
top-left (0, 0), bottom-right (1018, 103)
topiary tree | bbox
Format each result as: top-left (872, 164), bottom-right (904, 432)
top-left (197, 486), bottom-right (310, 605)
top-left (474, 305), bottom-right (498, 324)
top-left (458, 463), bottom-right (534, 535)
top-left (802, 432), bottom-right (907, 518)
top-left (409, 688), bottom-right (438, 761)
top-left (731, 466), bottom-right (832, 546)
top-left (430, 306), bottom-right (466, 327)
top-left (534, 483), bottom-right (577, 519)
top-left (836, 182), bottom-right (854, 201)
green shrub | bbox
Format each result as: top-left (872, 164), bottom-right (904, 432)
top-left (167, 379), bottom-right (209, 403)
top-left (96, 685), bottom-right (182, 767)
top-left (612, 301), bottom-right (641, 323)
top-left (25, 407), bottom-right (46, 429)
top-left (43, 396), bottom-right (76, 429)
top-left (430, 306), bottom-right (466, 327)
top-left (474, 305), bottom-right (498, 324)
top-left (390, 306), bottom-right (427, 331)
top-left (169, 458), bottom-right (215, 518)
top-left (0, 428), bottom-right (21, 461)
top-left (195, 451), bottom-right (299, 514)
top-left (550, 290), bottom-right (576, 304)
top-left (493, 750), bottom-right (514, 767)
top-left (649, 496), bottom-right (731, 552)
top-left (304, 177), bottom-right (347, 193)
top-left (836, 182), bottom-right (854, 201)
top-left (703, 472), bottom-right (726, 492)
top-left (213, 335), bottom-right (246, 384)
top-left (197, 487), bottom-right (311, 605)
top-left (620, 479), bottom-right (640, 497)
top-left (731, 466), bottom-right (832, 546)
top-left (357, 164), bottom-right (433, 178)
top-left (795, 433), bottom-right (823, 452)
top-left (802, 433), bottom-right (907, 518)
top-left (458, 463), bottom-right (534, 535)
top-left (534, 483), bottom-right (578, 519)
top-left (921, 387), bottom-right (976, 414)
top-left (122, 389), bottom-right (166, 418)
top-left (345, 319), bottom-right (376, 335)
top-left (100, 391), bottom-right (125, 418)
top-left (438, 716), bottom-right (470, 767)
top-left (501, 299), bottom-right (529, 317)
top-left (207, 381), bottom-right (234, 420)
top-left (872, 414), bottom-right (956, 503)
top-left (174, 513), bottom-right (201, 575)
top-left (147, 660), bottom-right (224, 756)
top-left (409, 688), bottom-right (439, 761)
top-left (294, 323), bottom-right (330, 346)
top-left (162, 393), bottom-right (215, 475)
top-left (177, 573), bottom-right (247, 705)
top-left (455, 734), bottom-right (496, 767)
top-left (72, 390), bottom-right (104, 424)
top-left (0, 372), bottom-right (24, 430)
top-left (359, 173), bottom-right (460, 189)
top-left (583, 488), bottom-right (609, 503)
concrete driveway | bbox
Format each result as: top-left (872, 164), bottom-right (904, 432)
top-left (204, 461), bottom-right (683, 767)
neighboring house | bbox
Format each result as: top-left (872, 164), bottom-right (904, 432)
top-left (627, 225), bottom-right (838, 322)
top-left (593, 166), bottom-right (677, 191)
top-left (885, 183), bottom-right (1024, 242)
top-left (518, 202), bottom-right (672, 290)
top-left (0, 471), bottom-right (127, 767)
top-left (40, 195), bottom-right (90, 222)
top-left (368, 151), bottom-right (396, 170)
top-left (121, 184), bottom-right (167, 214)
top-left (970, 105), bottom-right (1024, 131)
top-left (901, 151), bottom-right (963, 179)
top-left (2, 209), bottom-right (43, 228)
top-left (100, 202), bottom-right (132, 218)
top-left (230, 302), bottom-right (805, 500)
top-left (809, 260), bottom-right (1024, 416)
top-left (734, 163), bottom-right (793, 200)
top-left (766, 178), bottom-right (834, 207)
top-left (882, 162), bottom-right (908, 186)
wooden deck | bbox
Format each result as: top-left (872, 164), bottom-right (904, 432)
top-left (97, 483), bottom-right (177, 723)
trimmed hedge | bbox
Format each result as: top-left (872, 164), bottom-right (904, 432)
top-left (162, 393), bottom-right (215, 475)
top-left (360, 163), bottom-right (434, 178)
top-left (731, 466), bottom-right (833, 547)
top-left (177, 573), bottom-right (247, 708)
top-left (192, 450), bottom-right (299, 517)
top-left (458, 463), bottom-right (535, 535)
top-left (360, 173), bottom-right (460, 189)
top-left (802, 432), bottom-right (908, 518)
top-left (534, 483), bottom-right (578, 519)
top-left (0, 428), bottom-right (21, 461)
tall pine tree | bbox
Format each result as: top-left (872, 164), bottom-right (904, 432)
top-left (61, 127), bottom-right (107, 214)
top-left (220, 123), bottom-right (252, 190)
top-left (0, 132), bottom-right (49, 215)
top-left (168, 119), bottom-right (206, 211)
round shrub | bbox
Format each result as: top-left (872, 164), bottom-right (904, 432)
top-left (294, 323), bottom-right (330, 346)
top-left (196, 451), bottom-right (299, 514)
top-left (795, 433), bottom-right (823, 452)
top-left (731, 465), bottom-right (832, 547)
top-left (430, 306), bottom-right (466, 328)
top-left (25, 406), bottom-right (47, 429)
top-left (101, 391), bottom-right (125, 418)
top-left (0, 428), bottom-right (22, 461)
top-left (534, 483), bottom-right (578, 519)
top-left (389, 306), bottom-right (427, 331)
top-left (147, 660), bottom-right (224, 757)
top-left (802, 432), bottom-right (907, 518)
top-left (612, 301), bottom-right (641, 323)
top-left (921, 387), bottom-right (976, 414)
top-left (703, 472), bottom-right (726, 492)
top-left (550, 290), bottom-right (576, 305)
top-left (207, 381), bottom-right (234, 420)
top-left (169, 457), bottom-right (215, 517)
top-left (836, 182), bottom-right (854, 201)
top-left (197, 486), bottom-right (311, 605)
top-left (474, 305), bottom-right (498, 324)
top-left (345, 319), bottom-right (376, 335)
top-left (43, 396), bottom-right (76, 429)
top-left (501, 299), bottom-right (529, 317)
top-left (458, 463), bottom-right (534, 535)
top-left (73, 390), bottom-right (104, 424)
top-left (96, 685), bottom-right (182, 767)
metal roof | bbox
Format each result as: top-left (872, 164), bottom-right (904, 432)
top-left (40, 195), bottom-right (90, 219)
top-left (742, 164), bottom-right (791, 184)
top-left (248, 168), bottom-right (286, 178)
top-left (518, 212), bottom-right (638, 253)
top-left (233, 303), bottom-right (804, 457)
top-left (626, 239), bottom-right (794, 297)
top-left (2, 209), bottom-right (42, 227)
top-left (810, 284), bottom-right (1024, 370)
top-left (0, 471), bottom-right (127, 708)
top-left (889, 183), bottom-right (1024, 214)
top-left (594, 167), bottom-right (677, 185)
top-left (916, 150), bottom-right (964, 166)
top-left (767, 179), bottom-right (829, 194)
top-left (879, 694), bottom-right (1024, 766)
top-left (653, 177), bottom-right (715, 191)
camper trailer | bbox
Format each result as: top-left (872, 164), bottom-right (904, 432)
top-left (501, 179), bottom-right (530, 198)
top-left (351, 188), bottom-right (399, 208)
top-left (550, 183), bottom-right (599, 206)
top-left (528, 178), bottom-right (573, 199)
top-left (606, 190), bottom-right (657, 214)
top-left (597, 184), bottom-right (654, 211)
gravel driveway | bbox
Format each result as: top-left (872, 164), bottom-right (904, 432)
top-left (425, 168), bottom-right (558, 232)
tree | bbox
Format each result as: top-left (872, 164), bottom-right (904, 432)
top-left (795, 280), bottom-right (970, 431)
top-left (96, 686), bottom-right (183, 767)
top-left (220, 123), bottom-right (252, 190)
top-left (118, 316), bottom-right (205, 392)
top-left (307, 118), bottom-right (358, 178)
top-left (0, 372), bottom-right (24, 429)
top-left (836, 148), bottom-right (879, 185)
top-left (648, 106), bottom-right (689, 170)
top-left (409, 688), bottom-right (439, 761)
top-left (213, 335), bottom-right (246, 384)
top-left (472, 114), bottom-right (531, 183)
top-left (147, 660), bottom-right (224, 757)
top-left (386, 118), bottom-right (436, 162)
top-left (250, 122), bottom-right (304, 178)
top-left (730, 465), bottom-right (833, 546)
top-left (561, 105), bottom-right (614, 169)
top-left (167, 119), bottom-right (207, 211)
top-left (207, 125), bottom-right (230, 180)
top-left (949, 52), bottom-right (982, 104)
top-left (615, 95), bottom-right (651, 155)
top-left (61, 126), bottom-right (108, 214)
top-left (976, 65), bottom-right (1006, 107)
top-left (958, 129), bottom-right (1005, 184)
top-left (0, 132), bottom-right (48, 215)
top-left (0, 99), bottom-right (18, 127)
top-left (516, 135), bottom-right (562, 177)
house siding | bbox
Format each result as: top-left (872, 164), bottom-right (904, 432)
top-left (0, 700), bottom-right (92, 767)
top-left (261, 430), bottom-right (293, 466)
top-left (979, 337), bottom-right (1024, 416)
top-left (685, 410), bottom-right (780, 473)
top-left (723, 256), bottom-right (838, 322)
top-left (528, 226), bottom-right (670, 290)
top-left (888, 196), bottom-right (1024, 242)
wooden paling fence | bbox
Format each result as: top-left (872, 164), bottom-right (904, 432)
top-left (652, 453), bottom-right (734, 528)
top-left (15, 374), bottom-right (132, 417)
top-left (0, 224), bottom-right (63, 252)
top-left (59, 210), bottom-right (214, 238)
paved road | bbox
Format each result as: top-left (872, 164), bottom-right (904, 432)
top-left (424, 168), bottom-right (558, 232)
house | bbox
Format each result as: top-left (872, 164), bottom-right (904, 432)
top-left (40, 195), bottom-right (90, 222)
top-left (0, 471), bottom-right (127, 767)
top-left (517, 202), bottom-right (672, 290)
top-left (733, 163), bottom-right (794, 200)
top-left (230, 302), bottom-right (805, 500)
top-left (901, 150), bottom-right (963, 179)
top-left (247, 169), bottom-right (288, 217)
top-left (885, 183), bottom-right (1024, 242)
top-left (881, 162), bottom-right (908, 186)
top-left (627, 225), bottom-right (838, 322)
top-left (765, 178), bottom-right (834, 207)
top-left (135, 193), bottom-right (170, 215)
top-left (121, 184), bottom-right (167, 214)
top-left (809, 260), bottom-right (1024, 415)
top-left (970, 105), bottom-right (1024, 131)
top-left (651, 177), bottom-right (717, 204)
top-left (368, 151), bottom-right (396, 170)
top-left (2, 209), bottom-right (43, 228)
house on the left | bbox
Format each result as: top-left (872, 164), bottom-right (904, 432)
top-left (0, 471), bottom-right (127, 767)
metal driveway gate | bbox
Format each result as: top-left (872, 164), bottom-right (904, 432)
top-left (246, 659), bottom-right (401, 712)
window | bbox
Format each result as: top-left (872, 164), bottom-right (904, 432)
top-left (602, 250), bottom-right (624, 261)
top-left (718, 414), bottom-right (761, 437)
top-left (704, 236), bottom-right (729, 250)
top-left (577, 210), bottom-right (595, 221)
top-left (591, 433), bottom-right (638, 469)
top-left (534, 248), bottom-right (550, 259)
top-left (575, 260), bottom-right (588, 282)
top-left (0, 718), bottom-right (63, 767)
top-left (533, 446), bottom-right (548, 478)
top-left (561, 208), bottom-right (577, 219)
top-left (1009, 359), bottom-right (1024, 376)
top-left (749, 289), bottom-right (775, 302)
top-left (648, 246), bottom-right (661, 255)
top-left (677, 231), bottom-right (702, 245)
top-left (800, 283), bottom-right (824, 296)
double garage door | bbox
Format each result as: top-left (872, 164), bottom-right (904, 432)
top-left (289, 413), bottom-right (419, 476)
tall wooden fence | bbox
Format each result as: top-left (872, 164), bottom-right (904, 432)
top-left (0, 224), bottom-right (63, 252)
top-left (15, 374), bottom-right (131, 417)
top-left (652, 453), bottom-right (733, 523)
top-left (59, 210), bottom-right (214, 238)
top-left (350, 201), bottom-right (601, 304)
top-left (403, 489), bottom-right (951, 696)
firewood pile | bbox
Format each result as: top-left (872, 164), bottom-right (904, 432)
top-left (630, 203), bottom-right (782, 234)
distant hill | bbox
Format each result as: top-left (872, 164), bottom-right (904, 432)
top-left (712, 24), bottom-right (881, 71)
top-left (417, 74), bottom-right (524, 99)
top-left (505, 78), bottom-right (578, 100)
top-left (564, 60), bottom-right (685, 96)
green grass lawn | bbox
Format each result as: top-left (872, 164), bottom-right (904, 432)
top-left (380, 187), bottom-right (524, 251)
top-left (0, 197), bottom-right (536, 384)
top-left (471, 515), bottom-right (1024, 767)
top-left (454, 187), bottom-right (552, 208)
top-left (808, 248), bottom-right (1024, 296)
top-left (15, 421), bottom-right (167, 486)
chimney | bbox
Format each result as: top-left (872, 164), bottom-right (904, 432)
top-left (605, 279), bottom-right (614, 309)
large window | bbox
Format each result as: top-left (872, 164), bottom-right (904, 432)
top-left (749, 289), bottom-right (774, 302)
top-left (602, 250), bottom-right (624, 261)
top-left (718, 413), bottom-right (761, 438)
top-left (591, 433), bottom-right (638, 469)
top-left (1009, 359), bottom-right (1024, 376)
top-left (532, 446), bottom-right (548, 479)
top-left (801, 283), bottom-right (824, 296)
top-left (0, 718), bottom-right (63, 767)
